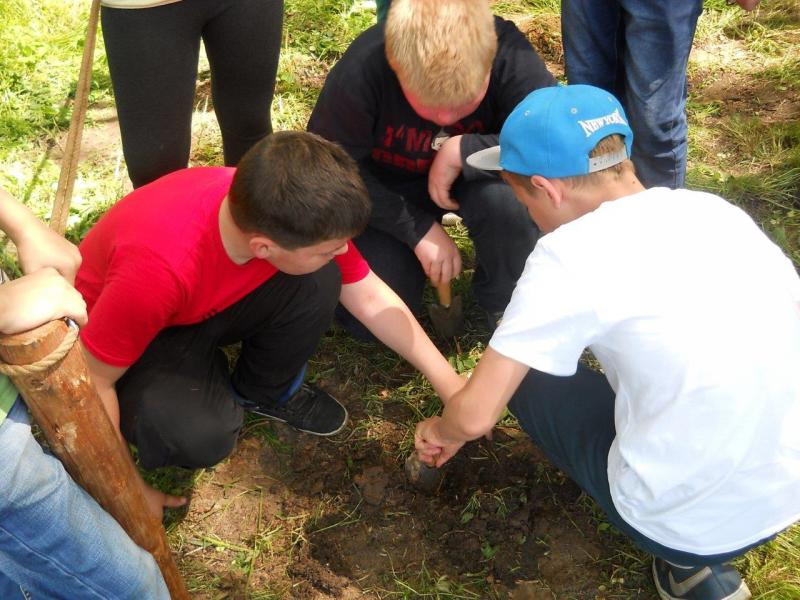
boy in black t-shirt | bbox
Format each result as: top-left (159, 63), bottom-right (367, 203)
top-left (308, 0), bottom-right (555, 335)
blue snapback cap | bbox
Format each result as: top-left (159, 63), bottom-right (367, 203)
top-left (467, 84), bottom-right (633, 178)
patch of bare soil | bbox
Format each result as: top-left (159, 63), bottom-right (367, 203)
top-left (690, 40), bottom-right (800, 126)
top-left (171, 363), bottom-right (655, 599)
top-left (517, 13), bottom-right (565, 80)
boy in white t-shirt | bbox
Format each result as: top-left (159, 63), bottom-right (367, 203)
top-left (414, 85), bottom-right (800, 600)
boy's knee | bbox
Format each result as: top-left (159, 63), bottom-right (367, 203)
top-left (457, 180), bottom-right (525, 222)
top-left (139, 416), bottom-right (241, 470)
top-left (131, 390), bottom-right (243, 469)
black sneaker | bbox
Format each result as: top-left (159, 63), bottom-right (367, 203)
top-left (652, 557), bottom-right (751, 600)
top-left (241, 383), bottom-right (348, 436)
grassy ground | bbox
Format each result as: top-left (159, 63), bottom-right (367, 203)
top-left (1, 0), bottom-right (798, 598)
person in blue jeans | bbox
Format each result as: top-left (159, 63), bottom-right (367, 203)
top-left (416, 86), bottom-right (800, 600)
top-left (560, 0), bottom-right (760, 189)
top-left (0, 188), bottom-right (168, 599)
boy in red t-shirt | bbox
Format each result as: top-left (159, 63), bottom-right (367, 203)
top-left (76, 131), bottom-right (463, 517)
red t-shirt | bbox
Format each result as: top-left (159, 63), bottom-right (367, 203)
top-left (76, 167), bottom-right (369, 367)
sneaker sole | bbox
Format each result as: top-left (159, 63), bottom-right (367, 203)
top-left (248, 404), bottom-right (349, 437)
top-left (652, 560), bottom-right (752, 600)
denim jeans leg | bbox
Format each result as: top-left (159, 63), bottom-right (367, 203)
top-left (561, 0), bottom-right (703, 188)
top-left (619, 0), bottom-right (703, 189)
top-left (0, 397), bottom-right (169, 599)
top-left (561, 0), bottom-right (622, 94)
top-left (456, 179), bottom-right (539, 314)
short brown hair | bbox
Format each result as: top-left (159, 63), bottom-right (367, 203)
top-left (229, 131), bottom-right (371, 249)
top-left (504, 134), bottom-right (635, 190)
top-left (385, 0), bottom-right (496, 107)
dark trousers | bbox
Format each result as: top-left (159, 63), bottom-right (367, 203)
top-left (116, 263), bottom-right (340, 470)
top-left (510, 365), bottom-right (771, 566)
top-left (102, 0), bottom-right (283, 188)
top-left (339, 178), bottom-right (539, 338)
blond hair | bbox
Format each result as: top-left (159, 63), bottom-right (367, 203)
top-left (385, 0), bottom-right (497, 107)
top-left (504, 135), bottom-right (635, 190)
top-left (565, 135), bottom-right (635, 189)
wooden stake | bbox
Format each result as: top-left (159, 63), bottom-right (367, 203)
top-left (0, 321), bottom-right (189, 599)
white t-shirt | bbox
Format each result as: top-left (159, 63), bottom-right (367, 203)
top-left (490, 187), bottom-right (800, 555)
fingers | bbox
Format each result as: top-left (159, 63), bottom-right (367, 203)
top-left (430, 186), bottom-right (460, 211)
top-left (435, 446), bottom-right (459, 468)
top-left (62, 286), bottom-right (89, 327)
top-left (0, 269), bottom-right (87, 334)
top-left (428, 172), bottom-right (461, 211)
top-left (417, 448), bottom-right (440, 467)
top-left (46, 269), bottom-right (88, 327)
top-left (428, 257), bottom-right (443, 287)
top-left (143, 485), bottom-right (187, 520)
top-left (163, 493), bottom-right (188, 509)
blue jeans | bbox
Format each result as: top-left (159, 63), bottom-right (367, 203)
top-left (0, 397), bottom-right (169, 599)
top-left (509, 366), bottom-right (772, 567)
top-left (376, 0), bottom-right (390, 21)
top-left (561, 0), bottom-right (703, 188)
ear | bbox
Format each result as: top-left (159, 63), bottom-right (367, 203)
top-left (530, 175), bottom-right (566, 209)
top-left (248, 234), bottom-right (275, 260)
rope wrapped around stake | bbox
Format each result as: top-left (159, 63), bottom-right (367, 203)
top-left (0, 324), bottom-right (78, 376)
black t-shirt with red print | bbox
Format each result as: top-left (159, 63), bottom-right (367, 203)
top-left (308, 17), bottom-right (555, 248)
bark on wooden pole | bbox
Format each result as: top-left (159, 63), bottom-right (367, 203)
top-left (0, 320), bottom-right (189, 600)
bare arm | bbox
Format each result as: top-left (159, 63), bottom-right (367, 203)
top-left (0, 187), bottom-right (82, 283)
top-left (0, 188), bottom-right (87, 332)
top-left (83, 350), bottom-right (127, 431)
top-left (415, 347), bottom-right (530, 467)
top-left (339, 270), bottom-right (465, 402)
top-left (428, 135), bottom-right (463, 211)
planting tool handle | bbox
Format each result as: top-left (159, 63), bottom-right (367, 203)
top-left (436, 281), bottom-right (452, 308)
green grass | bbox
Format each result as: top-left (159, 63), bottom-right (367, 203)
top-left (1, 0), bottom-right (798, 598)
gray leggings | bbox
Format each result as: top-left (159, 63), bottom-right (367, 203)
top-left (102, 0), bottom-right (283, 188)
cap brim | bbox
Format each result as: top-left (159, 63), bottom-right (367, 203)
top-left (466, 146), bottom-right (502, 171)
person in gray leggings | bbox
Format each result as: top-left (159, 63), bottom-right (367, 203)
top-left (101, 0), bottom-right (283, 188)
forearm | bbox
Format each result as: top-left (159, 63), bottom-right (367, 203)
top-left (340, 272), bottom-right (464, 401)
top-left (0, 187), bottom-right (48, 243)
top-left (83, 349), bottom-right (128, 437)
top-left (434, 348), bottom-right (530, 441)
top-left (94, 378), bottom-right (123, 437)
top-left (89, 366), bottom-right (181, 515)
top-left (435, 389), bottom-right (496, 443)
